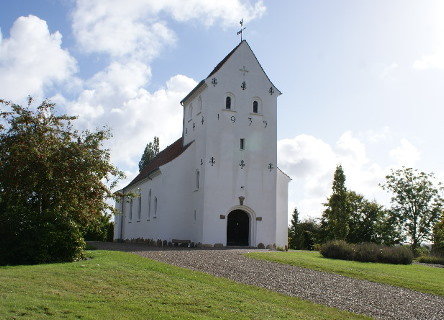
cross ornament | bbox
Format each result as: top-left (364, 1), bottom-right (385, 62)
top-left (239, 66), bottom-right (249, 76)
top-left (209, 157), bottom-right (216, 166)
top-left (241, 81), bottom-right (247, 90)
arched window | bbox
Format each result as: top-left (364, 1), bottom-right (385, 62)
top-left (137, 190), bottom-right (141, 221)
top-left (154, 197), bottom-right (158, 217)
top-left (129, 199), bottom-right (133, 221)
top-left (189, 104), bottom-right (193, 119)
top-left (198, 96), bottom-right (203, 113)
top-left (253, 101), bottom-right (258, 113)
top-left (226, 96), bottom-right (231, 110)
top-left (148, 189), bottom-right (151, 220)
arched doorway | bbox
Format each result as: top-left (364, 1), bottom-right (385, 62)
top-left (227, 210), bottom-right (249, 246)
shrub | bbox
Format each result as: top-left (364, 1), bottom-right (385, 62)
top-left (417, 255), bottom-right (444, 265)
top-left (320, 240), bottom-right (413, 264)
top-left (320, 240), bottom-right (354, 260)
top-left (377, 246), bottom-right (413, 265)
top-left (354, 242), bottom-right (380, 263)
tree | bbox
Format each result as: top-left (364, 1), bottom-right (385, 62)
top-left (321, 165), bottom-right (349, 241)
top-left (288, 208), bottom-right (304, 249)
top-left (0, 98), bottom-right (123, 265)
top-left (431, 213), bottom-right (444, 257)
top-left (139, 136), bottom-right (159, 171)
top-left (381, 167), bottom-right (443, 251)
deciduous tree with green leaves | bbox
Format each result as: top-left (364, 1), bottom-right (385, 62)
top-left (139, 136), bottom-right (159, 171)
top-left (0, 98), bottom-right (124, 265)
top-left (381, 167), bottom-right (443, 252)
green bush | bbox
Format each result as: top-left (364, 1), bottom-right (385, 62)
top-left (320, 240), bottom-right (354, 260)
top-left (320, 240), bottom-right (413, 264)
top-left (417, 255), bottom-right (444, 265)
top-left (377, 246), bottom-right (413, 265)
top-left (0, 205), bottom-right (85, 265)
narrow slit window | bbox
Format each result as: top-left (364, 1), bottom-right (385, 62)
top-left (253, 100), bottom-right (258, 113)
top-left (226, 96), bottom-right (231, 110)
top-left (154, 197), bottom-right (158, 217)
top-left (196, 170), bottom-right (200, 190)
top-left (240, 138), bottom-right (245, 150)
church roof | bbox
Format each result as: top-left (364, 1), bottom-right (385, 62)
top-left (124, 137), bottom-right (191, 189)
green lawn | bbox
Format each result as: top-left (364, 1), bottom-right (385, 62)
top-left (245, 251), bottom-right (444, 297)
top-left (0, 250), bottom-right (369, 320)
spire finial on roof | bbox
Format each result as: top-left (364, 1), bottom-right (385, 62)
top-left (237, 19), bottom-right (246, 42)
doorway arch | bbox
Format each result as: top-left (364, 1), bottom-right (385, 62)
top-left (227, 210), bottom-right (250, 246)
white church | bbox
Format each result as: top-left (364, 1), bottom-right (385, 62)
top-left (114, 40), bottom-right (291, 248)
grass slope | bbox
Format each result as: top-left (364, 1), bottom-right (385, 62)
top-left (246, 251), bottom-right (444, 297)
top-left (0, 250), bottom-right (369, 320)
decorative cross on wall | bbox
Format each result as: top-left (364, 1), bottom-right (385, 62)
top-left (239, 66), bottom-right (249, 76)
top-left (239, 160), bottom-right (246, 169)
top-left (269, 87), bottom-right (275, 95)
top-left (268, 163), bottom-right (274, 171)
top-left (241, 81), bottom-right (247, 90)
top-left (209, 157), bottom-right (216, 166)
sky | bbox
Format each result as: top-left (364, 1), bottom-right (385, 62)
top-left (1, 0), bottom-right (443, 222)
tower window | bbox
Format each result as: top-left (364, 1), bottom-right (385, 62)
top-left (226, 96), bottom-right (231, 110)
top-left (240, 138), bottom-right (245, 150)
top-left (253, 101), bottom-right (258, 113)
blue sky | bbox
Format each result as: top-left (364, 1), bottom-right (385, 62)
top-left (1, 0), bottom-right (443, 221)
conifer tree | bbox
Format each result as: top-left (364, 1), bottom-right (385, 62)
top-left (139, 136), bottom-right (159, 171)
top-left (321, 165), bottom-right (349, 241)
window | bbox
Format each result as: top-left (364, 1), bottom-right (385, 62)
top-left (240, 138), bottom-right (245, 150)
top-left (129, 199), bottom-right (133, 220)
top-left (189, 104), bottom-right (193, 119)
top-left (253, 100), bottom-right (258, 113)
top-left (226, 96), bottom-right (231, 110)
top-left (154, 197), bottom-right (158, 217)
top-left (194, 210), bottom-right (197, 221)
top-left (196, 170), bottom-right (200, 190)
top-left (198, 96), bottom-right (202, 113)
top-left (148, 189), bottom-right (151, 220)
top-left (137, 191), bottom-right (141, 221)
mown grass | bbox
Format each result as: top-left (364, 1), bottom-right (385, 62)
top-left (0, 250), bottom-right (369, 320)
top-left (245, 251), bottom-right (444, 297)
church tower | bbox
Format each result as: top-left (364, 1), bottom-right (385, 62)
top-left (180, 40), bottom-right (288, 247)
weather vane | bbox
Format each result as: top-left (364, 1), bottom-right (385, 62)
top-left (237, 19), bottom-right (246, 42)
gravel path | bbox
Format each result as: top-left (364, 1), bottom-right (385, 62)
top-left (90, 242), bottom-right (444, 320)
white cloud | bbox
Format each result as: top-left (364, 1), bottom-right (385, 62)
top-left (72, 0), bottom-right (266, 59)
top-left (0, 15), bottom-right (77, 101)
top-left (278, 131), bottom-right (403, 221)
top-left (379, 62), bottom-right (399, 79)
top-left (413, 52), bottom-right (444, 70)
top-left (389, 138), bottom-right (420, 167)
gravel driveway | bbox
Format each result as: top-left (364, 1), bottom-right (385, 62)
top-left (90, 242), bottom-right (444, 320)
